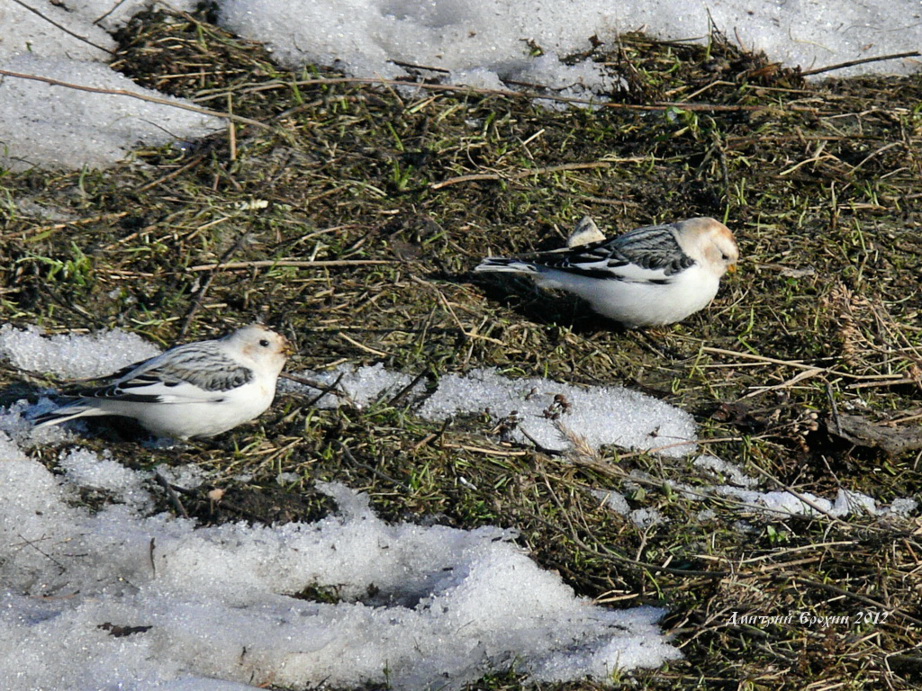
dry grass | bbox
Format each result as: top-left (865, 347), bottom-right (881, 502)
top-left (1, 7), bottom-right (921, 689)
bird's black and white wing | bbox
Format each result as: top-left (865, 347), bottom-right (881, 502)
top-left (86, 343), bottom-right (253, 404)
top-left (538, 223), bottom-right (696, 282)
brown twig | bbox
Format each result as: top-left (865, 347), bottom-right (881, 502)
top-left (203, 75), bottom-right (765, 113)
top-left (793, 577), bottom-right (922, 627)
top-left (535, 469), bottom-right (727, 578)
top-left (1, 212), bottom-right (129, 240)
top-left (436, 441), bottom-right (529, 457)
top-left (388, 368), bottom-right (430, 406)
top-left (743, 462), bottom-right (878, 531)
top-left (800, 51), bottom-right (921, 77)
top-left (134, 153), bottom-right (210, 193)
top-left (188, 259), bottom-right (397, 271)
top-left (179, 232), bottom-right (251, 338)
top-left (845, 377), bottom-right (919, 389)
top-left (92, 0), bottom-right (132, 26)
top-left (337, 441), bottom-right (410, 490)
top-left (281, 371), bottom-right (349, 408)
top-left (429, 161), bottom-right (622, 190)
top-left (154, 471), bottom-right (189, 518)
top-left (701, 346), bottom-right (912, 383)
top-left (10, 0), bottom-right (115, 55)
top-left (0, 69), bottom-right (269, 129)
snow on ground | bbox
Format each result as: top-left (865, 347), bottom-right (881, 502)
top-left (1, 0), bottom-right (920, 170)
top-left (0, 54), bottom-right (222, 171)
top-left (0, 0), bottom-right (215, 171)
top-left (594, 454), bottom-right (919, 528)
top-left (0, 323), bottom-right (160, 379)
top-left (219, 0), bottom-right (922, 85)
top-left (286, 363), bottom-right (697, 457)
top-left (667, 456), bottom-right (916, 520)
top-left (0, 442), bottom-right (681, 689)
top-left (281, 362), bottom-right (425, 409)
top-left (416, 367), bottom-right (696, 456)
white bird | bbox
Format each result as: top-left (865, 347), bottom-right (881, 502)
top-left (475, 217), bottom-right (739, 328)
top-left (32, 324), bottom-right (293, 440)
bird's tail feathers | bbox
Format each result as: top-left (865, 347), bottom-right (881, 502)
top-left (475, 258), bottom-right (540, 275)
top-left (31, 404), bottom-right (103, 430)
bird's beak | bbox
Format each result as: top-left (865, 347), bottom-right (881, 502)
top-left (282, 339), bottom-right (296, 357)
top-left (727, 263), bottom-right (738, 274)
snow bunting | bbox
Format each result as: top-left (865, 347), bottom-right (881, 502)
top-left (32, 325), bottom-right (293, 439)
top-left (475, 217), bottom-right (738, 328)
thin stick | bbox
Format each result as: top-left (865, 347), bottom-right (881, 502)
top-left (154, 472), bottom-right (189, 518)
top-left (438, 442), bottom-right (529, 457)
top-left (0, 69), bottom-right (270, 129)
top-left (744, 463), bottom-right (864, 530)
top-left (92, 0), bottom-right (132, 26)
top-left (738, 367), bottom-right (825, 400)
top-left (535, 479), bottom-right (727, 578)
top-left (793, 577), bottom-right (922, 627)
top-left (305, 372), bottom-right (349, 408)
top-left (800, 51), bottom-right (921, 77)
top-left (202, 75), bottom-right (764, 113)
top-left (280, 371), bottom-right (347, 400)
top-left (338, 441), bottom-right (410, 490)
top-left (848, 376), bottom-right (919, 390)
top-left (429, 161), bottom-right (621, 190)
top-left (134, 153), bottom-right (209, 193)
top-left (179, 232), bottom-right (250, 337)
top-left (1, 212), bottom-right (129, 240)
top-left (188, 259), bottom-right (397, 271)
top-left (10, 0), bottom-right (114, 55)
top-left (701, 345), bottom-right (910, 382)
top-left (388, 368), bottom-right (430, 406)
top-left (338, 332), bottom-right (389, 357)
top-left (389, 60), bottom-right (451, 74)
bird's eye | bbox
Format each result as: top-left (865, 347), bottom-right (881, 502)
top-left (259, 338), bottom-right (270, 348)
